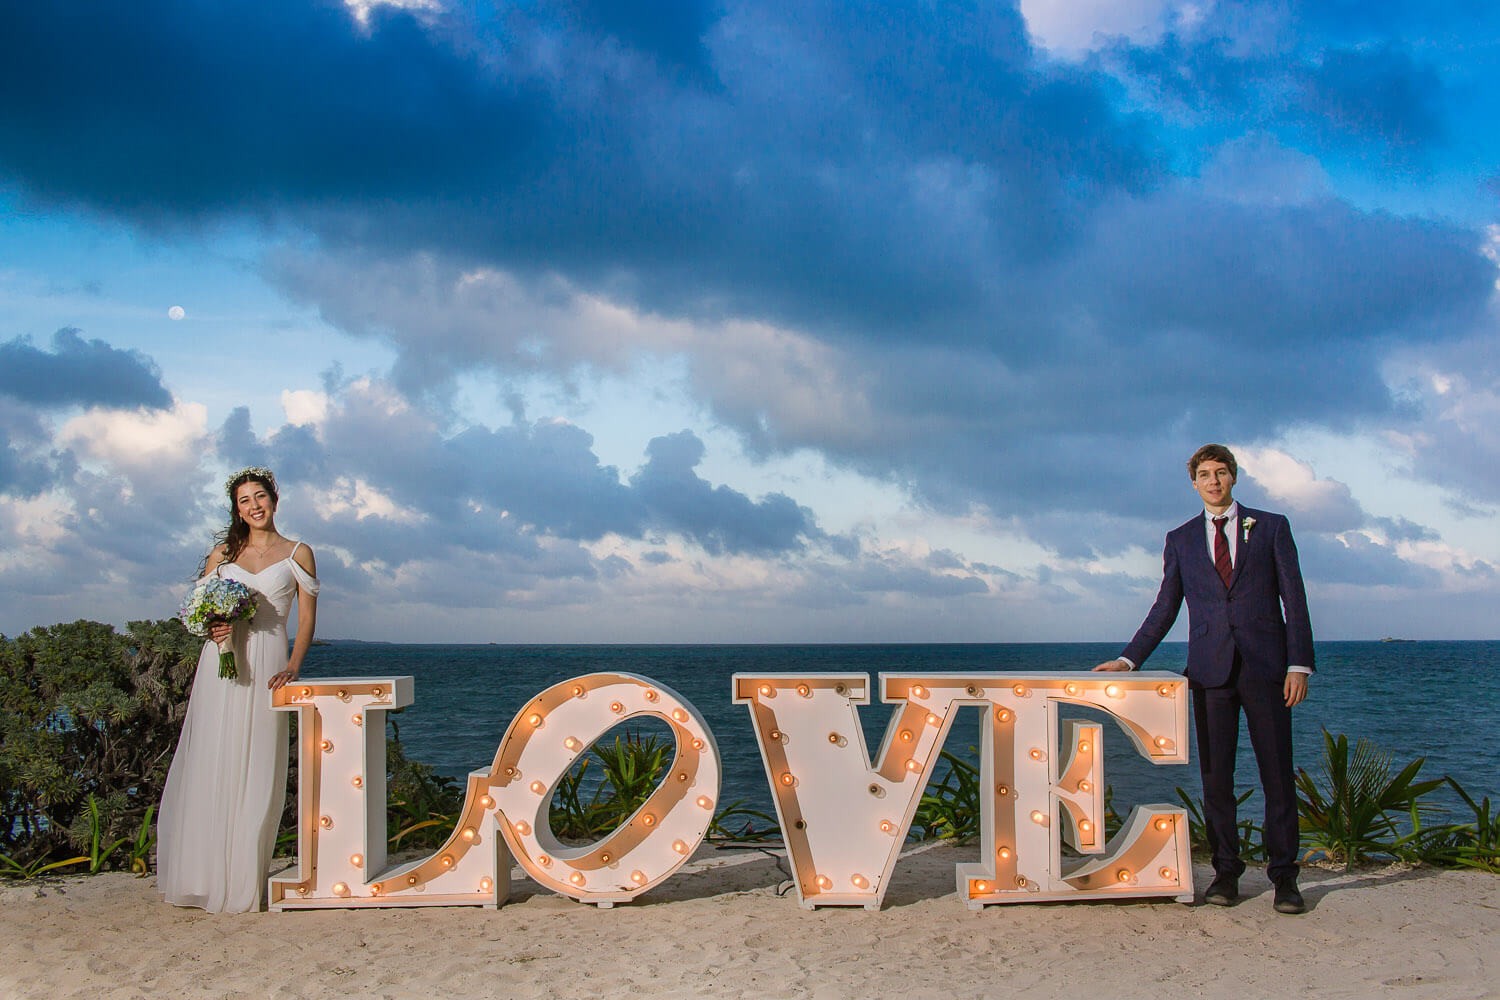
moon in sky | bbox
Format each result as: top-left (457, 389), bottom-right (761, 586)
top-left (168, 305), bottom-right (186, 320)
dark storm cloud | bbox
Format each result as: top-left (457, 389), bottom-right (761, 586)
top-left (630, 430), bottom-right (820, 555)
top-left (1295, 45), bottom-right (1445, 153)
top-left (0, 1), bottom-right (547, 213)
top-left (232, 382), bottom-right (821, 559)
top-left (2, 0), bottom-right (1494, 569)
top-left (0, 329), bottom-right (172, 410)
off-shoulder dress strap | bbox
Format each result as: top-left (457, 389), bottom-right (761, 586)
top-left (286, 541), bottom-right (320, 596)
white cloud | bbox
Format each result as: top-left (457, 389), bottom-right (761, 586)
top-left (1234, 445), bottom-right (1363, 532)
top-left (310, 476), bottom-right (427, 524)
top-left (281, 389), bottom-right (329, 428)
top-left (58, 401), bottom-right (208, 469)
top-left (1021, 0), bottom-right (1181, 55)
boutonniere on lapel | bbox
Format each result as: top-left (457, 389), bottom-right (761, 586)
top-left (1241, 516), bottom-right (1256, 543)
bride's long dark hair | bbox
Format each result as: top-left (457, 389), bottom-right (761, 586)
top-left (217, 467), bottom-right (279, 565)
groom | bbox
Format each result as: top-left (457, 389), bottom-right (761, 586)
top-left (1096, 444), bottom-right (1313, 914)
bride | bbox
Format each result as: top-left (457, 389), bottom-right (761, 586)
top-left (157, 467), bottom-right (319, 913)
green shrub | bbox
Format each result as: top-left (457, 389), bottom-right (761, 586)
top-left (0, 619), bottom-right (198, 874)
top-left (1295, 729), bottom-right (1448, 868)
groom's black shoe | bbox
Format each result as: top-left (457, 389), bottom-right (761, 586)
top-left (1203, 873), bottom-right (1238, 906)
top-left (1273, 877), bottom-right (1306, 914)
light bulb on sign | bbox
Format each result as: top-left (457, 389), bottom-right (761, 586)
top-left (527, 713), bottom-right (543, 728)
top-left (461, 827), bottom-right (477, 842)
top-left (910, 684), bottom-right (928, 700)
top-left (515, 820), bottom-right (531, 836)
top-left (631, 871), bottom-right (647, 885)
top-left (1065, 683), bottom-right (1079, 696)
top-left (440, 855), bottom-right (454, 869)
top-left (530, 781), bottom-right (546, 795)
top-left (1105, 684), bottom-right (1122, 699)
top-left (697, 796), bottom-right (713, 809)
top-left (904, 758), bottom-right (921, 774)
top-left (610, 701), bottom-right (625, 714)
top-left (672, 840), bottom-right (688, 855)
top-left (815, 875), bottom-right (832, 890)
top-left (480, 877), bottom-right (494, 892)
top-left (563, 737), bottom-right (582, 751)
top-left (350, 854), bottom-right (363, 868)
top-left (1030, 811), bottom-right (1047, 825)
top-left (571, 684), bottom-right (586, 698)
top-left (332, 882), bottom-right (349, 897)
top-left (479, 795), bottom-right (494, 809)
top-left (570, 872), bottom-right (585, 887)
top-left (850, 874), bottom-right (869, 889)
top-left (758, 684), bottom-right (773, 697)
top-left (351, 776), bottom-right (363, 788)
top-left (320, 739), bottom-right (333, 753)
top-left (644, 689), bottom-right (659, 702)
top-left (796, 684), bottom-right (811, 698)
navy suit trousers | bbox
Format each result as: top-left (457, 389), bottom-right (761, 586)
top-left (1192, 655), bottom-right (1300, 883)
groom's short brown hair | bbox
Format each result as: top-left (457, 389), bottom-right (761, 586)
top-left (1188, 443), bottom-right (1238, 479)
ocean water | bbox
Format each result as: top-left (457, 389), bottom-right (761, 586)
top-left (300, 641), bottom-right (1499, 822)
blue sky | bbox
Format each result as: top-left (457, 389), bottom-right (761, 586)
top-left (2, 0), bottom-right (1497, 643)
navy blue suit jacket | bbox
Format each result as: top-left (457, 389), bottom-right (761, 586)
top-left (1121, 506), bottom-right (1315, 687)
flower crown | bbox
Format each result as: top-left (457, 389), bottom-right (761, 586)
top-left (225, 466), bottom-right (277, 497)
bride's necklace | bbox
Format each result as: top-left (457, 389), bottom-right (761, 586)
top-left (244, 536), bottom-right (282, 557)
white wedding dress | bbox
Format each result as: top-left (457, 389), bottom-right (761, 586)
top-left (157, 544), bottom-right (319, 913)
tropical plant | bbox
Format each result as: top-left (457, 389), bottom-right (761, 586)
top-left (1410, 778), bottom-right (1500, 873)
top-left (385, 719), bottom-right (462, 851)
top-left (550, 731), bottom-right (672, 841)
top-left (129, 805), bottom-right (157, 875)
top-left (1295, 729), bottom-right (1447, 868)
top-left (0, 850), bottom-right (88, 879)
top-left (911, 750), bottom-right (982, 842)
top-left (81, 793), bottom-right (133, 874)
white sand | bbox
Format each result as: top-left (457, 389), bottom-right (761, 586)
top-left (3, 848), bottom-right (1495, 1000)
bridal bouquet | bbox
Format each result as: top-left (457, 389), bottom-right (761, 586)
top-left (179, 577), bottom-right (256, 679)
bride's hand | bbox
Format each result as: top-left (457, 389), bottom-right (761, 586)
top-left (209, 622), bottom-right (233, 644)
top-left (268, 669), bottom-right (298, 691)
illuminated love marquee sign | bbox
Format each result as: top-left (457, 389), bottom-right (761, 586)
top-left (268, 671), bottom-right (1193, 912)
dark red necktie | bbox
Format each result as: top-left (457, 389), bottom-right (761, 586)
top-left (1212, 515), bottom-right (1232, 588)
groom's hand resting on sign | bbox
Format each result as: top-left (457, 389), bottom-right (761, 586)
top-left (1093, 658), bottom-right (1132, 671)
